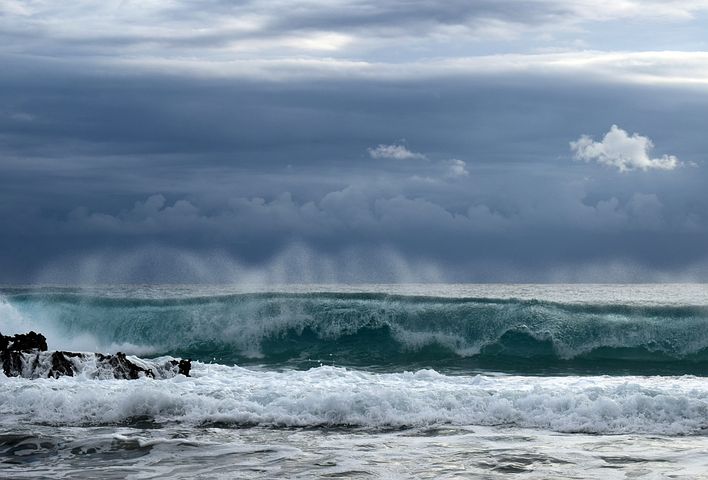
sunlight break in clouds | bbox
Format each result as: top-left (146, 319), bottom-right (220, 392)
top-left (570, 125), bottom-right (680, 172)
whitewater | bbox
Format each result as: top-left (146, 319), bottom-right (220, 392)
top-left (2, 284), bottom-right (708, 478)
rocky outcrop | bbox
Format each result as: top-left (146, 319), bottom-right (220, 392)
top-left (1, 331), bottom-right (191, 380)
top-left (1, 331), bottom-right (48, 377)
top-left (0, 331), bottom-right (48, 352)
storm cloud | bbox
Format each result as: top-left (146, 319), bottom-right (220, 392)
top-left (1, 1), bottom-right (707, 282)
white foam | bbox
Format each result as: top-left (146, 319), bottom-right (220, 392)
top-left (2, 366), bottom-right (707, 435)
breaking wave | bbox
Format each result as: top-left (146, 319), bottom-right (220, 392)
top-left (3, 288), bottom-right (708, 374)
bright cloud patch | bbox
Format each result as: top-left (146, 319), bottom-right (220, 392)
top-left (570, 125), bottom-right (679, 172)
top-left (368, 144), bottom-right (426, 160)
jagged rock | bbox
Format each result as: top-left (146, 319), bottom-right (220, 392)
top-left (168, 358), bottom-right (192, 377)
top-left (1, 351), bottom-right (24, 377)
top-left (1, 331), bottom-right (48, 377)
top-left (95, 352), bottom-right (155, 379)
top-left (1, 331), bottom-right (192, 380)
top-left (0, 331), bottom-right (48, 352)
top-left (47, 351), bottom-right (86, 378)
top-left (178, 359), bottom-right (191, 377)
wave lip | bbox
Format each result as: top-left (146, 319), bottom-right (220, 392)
top-left (2, 365), bottom-right (708, 435)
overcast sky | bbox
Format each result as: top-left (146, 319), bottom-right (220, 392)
top-left (2, 0), bottom-right (708, 283)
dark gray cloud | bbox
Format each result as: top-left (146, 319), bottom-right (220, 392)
top-left (1, 1), bottom-right (708, 282)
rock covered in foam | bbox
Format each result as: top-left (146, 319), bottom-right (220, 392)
top-left (0, 331), bottom-right (190, 380)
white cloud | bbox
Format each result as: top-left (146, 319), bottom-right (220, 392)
top-left (368, 143), bottom-right (426, 160)
top-left (568, 0), bottom-right (708, 21)
top-left (570, 124), bottom-right (680, 172)
top-left (445, 159), bottom-right (469, 178)
top-left (367, 145), bottom-right (470, 180)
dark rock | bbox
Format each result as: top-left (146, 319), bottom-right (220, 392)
top-left (178, 359), bottom-right (191, 377)
top-left (168, 359), bottom-right (192, 376)
top-left (0, 331), bottom-right (48, 352)
top-left (1, 351), bottom-right (24, 377)
top-left (1, 331), bottom-right (48, 377)
top-left (96, 351), bottom-right (155, 380)
top-left (47, 351), bottom-right (85, 378)
top-left (1, 331), bottom-right (190, 380)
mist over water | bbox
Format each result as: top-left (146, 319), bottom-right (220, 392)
top-left (32, 244), bottom-right (446, 285)
top-left (27, 242), bottom-right (708, 286)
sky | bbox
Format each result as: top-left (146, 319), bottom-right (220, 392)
top-left (1, 0), bottom-right (708, 283)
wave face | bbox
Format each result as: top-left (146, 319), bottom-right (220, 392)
top-left (3, 287), bottom-right (708, 375)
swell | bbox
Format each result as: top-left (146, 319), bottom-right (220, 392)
top-left (3, 290), bottom-right (708, 375)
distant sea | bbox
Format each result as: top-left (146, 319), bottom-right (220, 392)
top-left (2, 284), bottom-right (708, 478)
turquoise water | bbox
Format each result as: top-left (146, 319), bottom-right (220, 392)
top-left (4, 285), bottom-right (708, 375)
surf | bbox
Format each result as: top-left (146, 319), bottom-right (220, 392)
top-left (2, 364), bottom-right (708, 435)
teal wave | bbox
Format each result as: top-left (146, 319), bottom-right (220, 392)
top-left (4, 290), bottom-right (708, 375)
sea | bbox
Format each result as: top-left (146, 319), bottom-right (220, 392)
top-left (1, 284), bottom-right (708, 479)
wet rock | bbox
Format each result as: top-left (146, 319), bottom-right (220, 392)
top-left (178, 359), bottom-right (191, 377)
top-left (96, 352), bottom-right (155, 380)
top-left (1, 351), bottom-right (24, 377)
top-left (168, 358), bottom-right (191, 377)
top-left (1, 331), bottom-right (190, 380)
top-left (47, 351), bottom-right (84, 378)
top-left (0, 331), bottom-right (48, 352)
top-left (1, 331), bottom-right (48, 376)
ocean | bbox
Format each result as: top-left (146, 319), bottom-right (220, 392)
top-left (2, 284), bottom-right (708, 478)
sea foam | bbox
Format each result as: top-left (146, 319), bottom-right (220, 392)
top-left (2, 364), bottom-right (707, 435)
